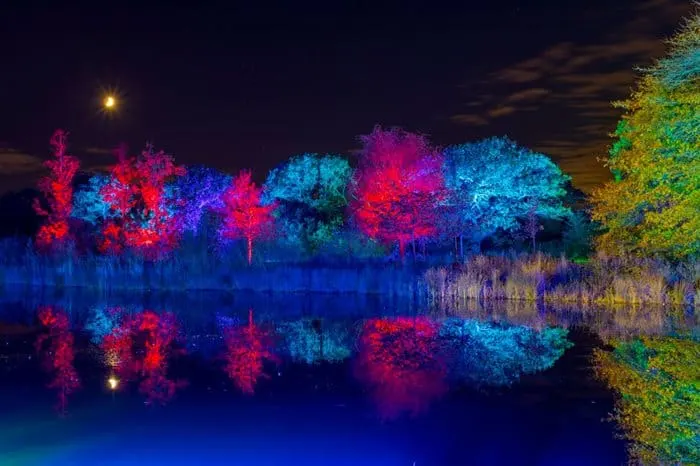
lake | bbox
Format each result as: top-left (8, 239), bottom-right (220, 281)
top-left (0, 288), bottom-right (694, 465)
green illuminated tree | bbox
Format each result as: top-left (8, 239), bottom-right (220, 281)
top-left (263, 153), bottom-right (352, 254)
top-left (592, 12), bottom-right (700, 261)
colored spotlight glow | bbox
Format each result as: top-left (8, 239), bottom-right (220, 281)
top-left (104, 96), bottom-right (116, 108)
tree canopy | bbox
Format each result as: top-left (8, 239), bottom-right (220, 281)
top-left (443, 136), bottom-right (570, 247)
top-left (592, 12), bottom-right (700, 261)
top-left (263, 153), bottom-right (351, 253)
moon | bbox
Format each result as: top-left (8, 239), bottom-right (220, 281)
top-left (104, 95), bottom-right (116, 109)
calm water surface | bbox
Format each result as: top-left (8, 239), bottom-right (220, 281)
top-left (1, 289), bottom-right (693, 465)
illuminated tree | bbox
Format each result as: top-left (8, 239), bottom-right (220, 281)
top-left (351, 126), bottom-right (445, 259)
top-left (71, 174), bottom-right (114, 226)
top-left (354, 317), bottom-right (447, 419)
top-left (595, 337), bottom-right (699, 464)
top-left (223, 310), bottom-right (277, 394)
top-left (263, 153), bottom-right (352, 253)
top-left (592, 13), bottom-right (700, 261)
top-left (33, 130), bottom-right (80, 250)
top-left (166, 165), bottom-right (231, 233)
top-left (99, 144), bottom-right (186, 258)
top-left (443, 137), bottom-right (570, 254)
top-left (34, 307), bottom-right (80, 415)
top-left (219, 171), bottom-right (276, 265)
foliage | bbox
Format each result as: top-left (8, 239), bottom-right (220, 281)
top-left (99, 144), bottom-right (186, 258)
top-left (594, 337), bottom-right (700, 464)
top-left (34, 307), bottom-right (80, 414)
top-left (219, 171), bottom-right (277, 264)
top-left (223, 310), bottom-right (277, 394)
top-left (33, 130), bottom-right (80, 250)
top-left (166, 165), bottom-right (231, 233)
top-left (351, 126), bottom-right (445, 259)
top-left (102, 310), bottom-right (186, 405)
top-left (71, 174), bottom-right (115, 226)
top-left (354, 317), bottom-right (447, 419)
top-left (439, 319), bottom-right (572, 385)
top-left (442, 136), bottom-right (570, 250)
top-left (277, 318), bottom-right (352, 364)
top-left (592, 12), bottom-right (700, 261)
top-left (263, 153), bottom-right (352, 254)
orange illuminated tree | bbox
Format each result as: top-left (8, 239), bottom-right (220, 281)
top-left (33, 130), bottom-right (80, 250)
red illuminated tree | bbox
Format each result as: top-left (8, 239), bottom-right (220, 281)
top-left (351, 126), bottom-right (445, 260)
top-left (223, 310), bottom-right (277, 394)
top-left (101, 310), bottom-right (186, 405)
top-left (33, 130), bottom-right (80, 250)
top-left (99, 144), bottom-right (186, 258)
top-left (219, 171), bottom-right (276, 265)
top-left (35, 307), bottom-right (80, 415)
top-left (354, 317), bottom-right (447, 420)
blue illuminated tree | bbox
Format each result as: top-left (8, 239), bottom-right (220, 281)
top-left (263, 153), bottom-right (352, 253)
top-left (166, 165), bottom-right (231, 233)
top-left (439, 319), bottom-right (572, 386)
top-left (443, 137), bottom-right (571, 254)
top-left (71, 173), bottom-right (115, 226)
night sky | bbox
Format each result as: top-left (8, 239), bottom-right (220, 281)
top-left (1, 1), bottom-right (693, 193)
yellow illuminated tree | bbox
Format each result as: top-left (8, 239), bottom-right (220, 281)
top-left (594, 337), bottom-right (700, 464)
top-left (592, 12), bottom-right (699, 261)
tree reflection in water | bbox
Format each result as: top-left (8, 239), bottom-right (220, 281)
top-left (102, 310), bottom-right (186, 405)
top-left (354, 317), bottom-right (447, 420)
top-left (223, 310), bottom-right (278, 394)
top-left (35, 307), bottom-right (80, 415)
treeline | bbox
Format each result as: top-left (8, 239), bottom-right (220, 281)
top-left (27, 126), bottom-right (582, 264)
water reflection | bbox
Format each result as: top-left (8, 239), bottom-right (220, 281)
top-left (223, 310), bottom-right (277, 394)
top-left (355, 318), bottom-right (447, 419)
top-left (101, 309), bottom-right (187, 405)
top-left (34, 307), bottom-right (80, 415)
top-left (1, 289), bottom-right (696, 421)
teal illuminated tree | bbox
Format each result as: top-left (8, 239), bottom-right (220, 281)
top-left (443, 137), bottom-right (570, 254)
top-left (72, 173), bottom-right (114, 226)
top-left (263, 153), bottom-right (352, 254)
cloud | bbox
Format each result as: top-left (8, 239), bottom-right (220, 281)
top-left (450, 114), bottom-right (489, 126)
top-left (505, 88), bottom-right (550, 103)
top-left (487, 106), bottom-right (517, 118)
top-left (450, 0), bottom-right (693, 192)
top-left (0, 149), bottom-right (44, 175)
top-left (84, 147), bottom-right (113, 155)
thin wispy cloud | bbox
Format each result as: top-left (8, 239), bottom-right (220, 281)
top-left (451, 0), bottom-right (692, 192)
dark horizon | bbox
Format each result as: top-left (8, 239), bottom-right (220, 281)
top-left (1, 1), bottom-right (693, 194)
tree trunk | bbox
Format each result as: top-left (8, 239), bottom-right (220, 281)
top-left (459, 234), bottom-right (464, 259)
top-left (398, 240), bottom-right (405, 262)
top-left (247, 237), bottom-right (253, 265)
